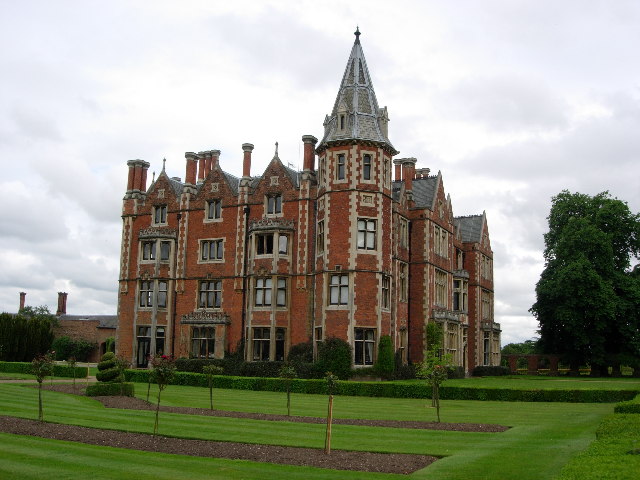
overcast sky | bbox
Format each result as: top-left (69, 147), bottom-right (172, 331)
top-left (1, 0), bottom-right (639, 345)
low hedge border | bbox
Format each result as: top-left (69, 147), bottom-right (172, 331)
top-left (86, 382), bottom-right (135, 397)
top-left (0, 361), bottom-right (88, 378)
top-left (123, 370), bottom-right (638, 403)
top-left (614, 393), bottom-right (640, 414)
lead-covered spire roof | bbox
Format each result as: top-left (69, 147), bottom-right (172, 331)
top-left (317, 28), bottom-right (397, 154)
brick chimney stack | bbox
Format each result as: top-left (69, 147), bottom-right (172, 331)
top-left (393, 159), bottom-right (403, 181)
top-left (184, 152), bottom-right (197, 185)
top-left (302, 135), bottom-right (318, 171)
top-left (211, 150), bottom-right (220, 171)
top-left (19, 292), bottom-right (26, 311)
top-left (401, 158), bottom-right (417, 192)
top-left (56, 292), bottom-right (68, 316)
top-left (242, 143), bottom-right (254, 177)
top-left (126, 160), bottom-right (151, 193)
top-left (197, 152), bottom-right (206, 183)
top-left (204, 151), bottom-right (212, 177)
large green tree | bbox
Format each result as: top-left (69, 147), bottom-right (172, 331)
top-left (531, 191), bottom-right (640, 375)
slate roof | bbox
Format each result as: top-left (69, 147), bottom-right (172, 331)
top-left (455, 215), bottom-right (485, 243)
top-left (392, 176), bottom-right (439, 209)
top-left (318, 29), bottom-right (396, 153)
top-left (57, 315), bottom-right (118, 329)
top-left (168, 176), bottom-right (184, 197)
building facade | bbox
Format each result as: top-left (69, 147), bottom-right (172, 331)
top-left (115, 31), bottom-right (500, 371)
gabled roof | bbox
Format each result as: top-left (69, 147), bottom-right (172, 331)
top-left (317, 28), bottom-right (397, 154)
top-left (455, 214), bottom-right (485, 243)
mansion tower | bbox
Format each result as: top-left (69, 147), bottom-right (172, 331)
top-left (116, 30), bottom-right (500, 371)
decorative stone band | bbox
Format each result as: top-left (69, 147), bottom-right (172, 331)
top-left (181, 311), bottom-right (231, 325)
top-left (453, 269), bottom-right (470, 279)
top-left (481, 321), bottom-right (502, 332)
top-left (248, 218), bottom-right (295, 232)
top-left (432, 310), bottom-right (461, 323)
top-left (139, 227), bottom-right (178, 239)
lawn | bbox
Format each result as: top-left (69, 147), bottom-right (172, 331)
top-left (0, 380), bottom-right (616, 479)
top-left (396, 375), bottom-right (640, 391)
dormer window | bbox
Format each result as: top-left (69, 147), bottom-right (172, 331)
top-left (363, 154), bottom-right (372, 180)
top-left (340, 114), bottom-right (346, 131)
top-left (153, 205), bottom-right (167, 225)
top-left (266, 194), bottom-right (282, 215)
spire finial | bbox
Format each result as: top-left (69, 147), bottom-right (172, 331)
top-left (162, 158), bottom-right (166, 172)
top-left (152, 171), bottom-right (156, 183)
top-left (275, 141), bottom-right (279, 157)
top-left (354, 26), bottom-right (361, 44)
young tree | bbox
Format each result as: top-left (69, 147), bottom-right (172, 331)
top-left (531, 191), bottom-right (640, 375)
top-left (417, 350), bottom-right (452, 423)
top-left (31, 352), bottom-right (55, 421)
top-left (324, 372), bottom-right (338, 454)
top-left (150, 355), bottom-right (176, 434)
top-left (66, 356), bottom-right (77, 390)
top-left (278, 364), bottom-right (297, 416)
top-left (202, 364), bottom-right (224, 410)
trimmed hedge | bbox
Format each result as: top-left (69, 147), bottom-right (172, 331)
top-left (123, 369), bottom-right (639, 402)
top-left (86, 382), bottom-right (135, 397)
top-left (614, 393), bottom-right (640, 414)
top-left (472, 365), bottom-right (511, 376)
top-left (0, 361), bottom-right (87, 378)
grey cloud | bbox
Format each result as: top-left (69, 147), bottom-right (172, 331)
top-left (442, 76), bottom-right (569, 132)
top-left (205, 11), bottom-right (350, 90)
top-left (11, 108), bottom-right (63, 142)
top-left (0, 187), bottom-right (69, 242)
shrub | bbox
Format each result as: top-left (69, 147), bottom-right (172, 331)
top-left (0, 361), bottom-right (86, 378)
top-left (472, 365), bottom-right (510, 376)
top-left (96, 352), bottom-right (122, 383)
top-left (447, 366), bottom-right (465, 379)
top-left (51, 336), bottom-right (96, 362)
top-left (121, 369), bottom-right (638, 402)
top-left (86, 382), bottom-right (135, 397)
top-left (374, 335), bottom-right (394, 378)
top-left (614, 394), bottom-right (640, 414)
top-left (240, 361), bottom-right (285, 378)
top-left (316, 337), bottom-right (352, 380)
top-left (287, 342), bottom-right (313, 363)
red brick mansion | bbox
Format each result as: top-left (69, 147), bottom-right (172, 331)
top-left (115, 30), bottom-right (500, 371)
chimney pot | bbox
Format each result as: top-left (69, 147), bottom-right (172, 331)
top-left (19, 292), bottom-right (26, 311)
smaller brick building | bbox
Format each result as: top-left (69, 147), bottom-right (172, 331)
top-left (17, 291), bottom-right (116, 362)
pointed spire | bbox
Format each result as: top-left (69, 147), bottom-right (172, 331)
top-left (275, 141), bottom-right (279, 158)
top-left (317, 29), bottom-right (397, 154)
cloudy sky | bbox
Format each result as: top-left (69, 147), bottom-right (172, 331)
top-left (1, 0), bottom-right (639, 345)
